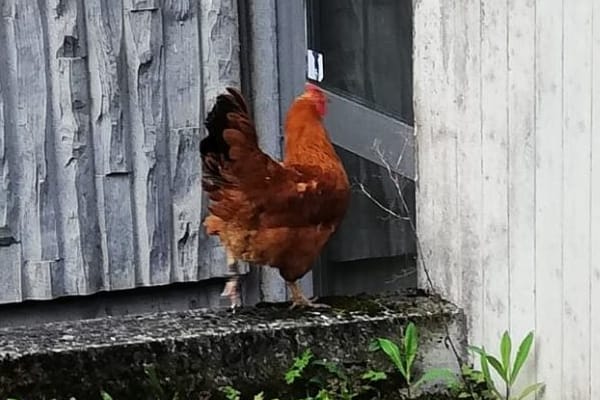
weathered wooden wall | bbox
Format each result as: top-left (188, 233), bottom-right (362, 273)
top-left (415, 0), bottom-right (599, 399)
top-left (0, 0), bottom-right (242, 303)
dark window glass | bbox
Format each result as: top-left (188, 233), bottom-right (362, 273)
top-left (307, 0), bottom-right (413, 124)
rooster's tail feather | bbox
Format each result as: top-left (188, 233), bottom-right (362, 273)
top-left (200, 88), bottom-right (250, 158)
top-left (200, 88), bottom-right (255, 189)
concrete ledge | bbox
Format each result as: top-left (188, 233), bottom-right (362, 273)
top-left (0, 291), bottom-right (466, 399)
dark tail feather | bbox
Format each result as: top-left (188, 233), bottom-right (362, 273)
top-left (200, 88), bottom-right (250, 155)
top-left (200, 88), bottom-right (251, 189)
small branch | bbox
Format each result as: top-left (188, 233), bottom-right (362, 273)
top-left (355, 182), bottom-right (407, 220)
top-left (384, 268), bottom-right (417, 285)
top-left (358, 141), bottom-right (466, 372)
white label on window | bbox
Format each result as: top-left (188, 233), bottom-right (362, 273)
top-left (307, 49), bottom-right (324, 82)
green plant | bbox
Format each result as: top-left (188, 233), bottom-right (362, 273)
top-left (370, 322), bottom-right (458, 398)
top-left (100, 391), bottom-right (113, 400)
top-left (281, 348), bottom-right (390, 400)
top-left (286, 348), bottom-right (315, 384)
top-left (220, 385), bottom-right (241, 400)
top-left (361, 370), bottom-right (387, 383)
top-left (468, 331), bottom-right (544, 400)
top-left (286, 351), bottom-right (355, 400)
top-left (447, 365), bottom-right (497, 400)
top-left (253, 392), bottom-right (266, 400)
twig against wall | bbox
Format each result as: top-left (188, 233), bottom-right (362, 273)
top-left (357, 139), bottom-right (466, 371)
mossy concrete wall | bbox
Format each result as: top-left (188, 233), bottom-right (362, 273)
top-left (0, 292), bottom-right (466, 399)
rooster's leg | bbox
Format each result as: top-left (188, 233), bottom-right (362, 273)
top-left (221, 251), bottom-right (241, 310)
top-left (287, 281), bottom-right (330, 309)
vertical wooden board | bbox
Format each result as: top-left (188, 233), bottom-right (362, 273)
top-left (46, 0), bottom-right (103, 296)
top-left (198, 0), bottom-right (241, 280)
top-left (21, 261), bottom-right (53, 300)
top-left (562, 1), bottom-right (593, 398)
top-left (162, 0), bottom-right (202, 282)
top-left (590, 2), bottom-right (600, 397)
top-left (247, 0), bottom-right (280, 158)
top-left (429, 1), bottom-right (460, 306)
top-left (480, 0), bottom-right (510, 348)
top-left (455, 0), bottom-right (484, 347)
top-left (534, 0), bottom-right (564, 394)
top-left (103, 175), bottom-right (137, 289)
top-left (0, 52), bottom-right (8, 233)
top-left (507, 0), bottom-right (536, 390)
top-left (124, 0), bottom-right (172, 285)
top-left (11, 1), bottom-right (59, 299)
top-left (0, 34), bottom-right (20, 301)
top-left (413, 0), bottom-right (430, 289)
top-left (84, 0), bottom-right (135, 290)
top-left (275, 0), bottom-right (305, 118)
top-left (0, 245), bottom-right (21, 303)
top-left (169, 127), bottom-right (202, 281)
top-left (33, 2), bottom-right (61, 276)
top-left (84, 0), bottom-right (129, 175)
top-left (68, 55), bottom-right (105, 293)
top-left (414, 0), bottom-right (445, 296)
top-left (200, 0), bottom-right (241, 104)
top-left (0, 1), bottom-right (22, 303)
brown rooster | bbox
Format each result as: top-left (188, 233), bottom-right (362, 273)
top-left (200, 83), bottom-right (350, 309)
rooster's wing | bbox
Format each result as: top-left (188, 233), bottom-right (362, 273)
top-left (201, 88), bottom-right (348, 229)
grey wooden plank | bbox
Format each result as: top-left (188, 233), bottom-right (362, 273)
top-left (506, 0), bottom-right (537, 390)
top-left (21, 261), bottom-right (53, 300)
top-left (454, 0), bottom-right (484, 347)
top-left (124, 0), bottom-right (172, 285)
top-left (590, 0), bottom-right (600, 395)
top-left (0, 54), bottom-right (7, 234)
top-left (0, 58), bottom-right (21, 302)
top-left (413, 0), bottom-right (449, 297)
top-left (0, 48), bottom-right (15, 244)
top-left (561, 1), bottom-right (593, 397)
top-left (0, 0), bottom-right (23, 302)
top-left (47, 0), bottom-right (104, 296)
top-left (169, 126), bottom-right (202, 282)
top-left (0, 244), bottom-right (22, 304)
top-left (480, 0), bottom-right (511, 351)
top-left (199, 0), bottom-right (241, 104)
top-left (11, 1), bottom-right (59, 299)
top-left (100, 175), bottom-right (135, 290)
top-left (84, 0), bottom-right (136, 290)
top-left (162, 0), bottom-right (203, 282)
top-left (276, 0), bottom-right (306, 114)
top-left (85, 0), bottom-right (129, 175)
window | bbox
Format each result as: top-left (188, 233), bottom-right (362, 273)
top-left (307, 0), bottom-right (414, 125)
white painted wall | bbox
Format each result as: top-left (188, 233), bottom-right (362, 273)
top-left (414, 1), bottom-right (598, 399)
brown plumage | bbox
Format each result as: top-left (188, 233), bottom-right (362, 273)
top-left (200, 83), bottom-right (350, 308)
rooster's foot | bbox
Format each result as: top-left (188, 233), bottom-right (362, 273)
top-left (221, 253), bottom-right (242, 312)
top-left (287, 281), bottom-right (330, 310)
top-left (289, 299), bottom-right (331, 310)
top-left (221, 276), bottom-right (241, 311)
